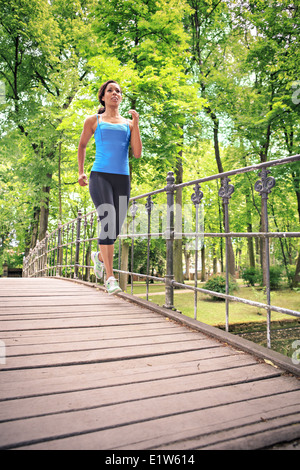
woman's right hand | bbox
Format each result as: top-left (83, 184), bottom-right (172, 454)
top-left (78, 173), bottom-right (88, 186)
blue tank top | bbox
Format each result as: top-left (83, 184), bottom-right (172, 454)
top-left (92, 114), bottom-right (131, 175)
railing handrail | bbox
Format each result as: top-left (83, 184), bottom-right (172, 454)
top-left (23, 154), bottom-right (300, 352)
top-left (175, 154), bottom-right (300, 190)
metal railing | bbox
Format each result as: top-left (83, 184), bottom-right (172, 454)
top-left (23, 154), bottom-right (300, 348)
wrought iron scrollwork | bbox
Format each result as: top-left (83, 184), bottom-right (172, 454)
top-left (254, 168), bottom-right (276, 198)
top-left (145, 194), bottom-right (154, 213)
top-left (130, 200), bottom-right (138, 218)
top-left (191, 183), bottom-right (204, 206)
top-left (218, 176), bottom-right (235, 203)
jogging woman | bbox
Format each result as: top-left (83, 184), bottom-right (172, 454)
top-left (77, 80), bottom-right (142, 294)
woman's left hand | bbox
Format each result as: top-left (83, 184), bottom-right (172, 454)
top-left (128, 109), bottom-right (139, 127)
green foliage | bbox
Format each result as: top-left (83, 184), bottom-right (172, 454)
top-left (204, 274), bottom-right (238, 301)
top-left (241, 267), bottom-right (260, 286)
top-left (241, 265), bottom-right (284, 290)
top-left (261, 266), bottom-right (283, 290)
top-left (0, 0), bottom-right (299, 283)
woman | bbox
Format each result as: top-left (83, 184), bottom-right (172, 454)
top-left (78, 80), bottom-right (142, 294)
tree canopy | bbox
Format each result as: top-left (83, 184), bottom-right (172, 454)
top-left (0, 0), bottom-right (299, 284)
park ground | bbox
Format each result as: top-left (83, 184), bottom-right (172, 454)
top-left (127, 280), bottom-right (300, 359)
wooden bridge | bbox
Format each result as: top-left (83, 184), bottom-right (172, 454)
top-left (0, 277), bottom-right (300, 450)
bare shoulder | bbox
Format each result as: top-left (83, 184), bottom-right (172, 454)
top-left (84, 114), bottom-right (98, 125)
top-left (83, 114), bottom-right (98, 133)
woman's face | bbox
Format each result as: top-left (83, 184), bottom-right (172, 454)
top-left (103, 82), bottom-right (122, 106)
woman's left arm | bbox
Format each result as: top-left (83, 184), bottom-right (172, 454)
top-left (128, 109), bottom-right (142, 159)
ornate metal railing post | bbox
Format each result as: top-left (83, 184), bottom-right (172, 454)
top-left (255, 168), bottom-right (276, 348)
top-left (145, 194), bottom-right (154, 301)
top-left (164, 171), bottom-right (175, 309)
top-left (129, 200), bottom-right (138, 295)
top-left (34, 243), bottom-right (38, 277)
top-left (70, 219), bottom-right (75, 278)
top-left (87, 212), bottom-right (94, 282)
top-left (36, 241), bottom-right (41, 277)
top-left (44, 232), bottom-right (49, 277)
top-left (74, 209), bottom-right (82, 279)
top-left (218, 176), bottom-right (235, 332)
top-left (191, 182), bottom-right (204, 320)
top-left (82, 214), bottom-right (88, 281)
top-left (56, 221), bottom-right (62, 277)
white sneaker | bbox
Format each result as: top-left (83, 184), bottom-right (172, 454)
top-left (106, 277), bottom-right (122, 295)
top-left (91, 251), bottom-right (104, 279)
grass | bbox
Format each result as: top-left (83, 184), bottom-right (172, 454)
top-left (125, 280), bottom-right (300, 358)
top-left (127, 280), bottom-right (299, 325)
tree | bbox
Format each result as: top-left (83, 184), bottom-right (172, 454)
top-left (183, 0), bottom-right (237, 275)
top-left (91, 0), bottom-right (203, 283)
top-left (0, 0), bottom-right (93, 253)
top-left (231, 0), bottom-right (300, 285)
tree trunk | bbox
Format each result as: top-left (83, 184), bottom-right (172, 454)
top-left (259, 122), bottom-right (272, 286)
top-left (209, 110), bottom-right (235, 276)
top-left (292, 254), bottom-right (300, 288)
top-left (184, 247), bottom-right (191, 280)
top-left (245, 191), bottom-right (255, 267)
top-left (119, 240), bottom-right (129, 291)
top-left (201, 244), bottom-right (205, 281)
top-left (212, 243), bottom-right (217, 274)
top-left (26, 206), bottom-right (40, 255)
top-left (38, 173), bottom-right (52, 241)
top-left (58, 141), bottom-right (62, 221)
top-left (174, 148), bottom-right (184, 285)
top-left (291, 163), bottom-right (300, 287)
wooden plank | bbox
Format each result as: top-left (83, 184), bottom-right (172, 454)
top-left (1, 387), bottom-right (299, 450)
top-left (0, 364), bottom-right (285, 423)
top-left (0, 297), bottom-right (141, 307)
top-left (0, 316), bottom-right (168, 332)
top-left (1, 277), bottom-right (300, 450)
top-left (0, 322), bottom-right (178, 341)
top-left (1, 338), bottom-right (220, 370)
top-left (0, 353), bottom-right (255, 400)
top-left (204, 422), bottom-right (300, 451)
top-left (4, 332), bottom-right (209, 356)
top-left (0, 347), bottom-right (236, 386)
top-left (1, 324), bottom-right (186, 345)
top-left (0, 310), bottom-right (162, 321)
top-left (17, 405), bottom-right (300, 450)
top-left (0, 307), bottom-right (161, 316)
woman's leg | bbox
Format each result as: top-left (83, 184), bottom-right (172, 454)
top-left (89, 172), bottom-right (115, 280)
top-left (112, 174), bottom-right (131, 240)
top-left (97, 173), bottom-right (130, 280)
top-left (89, 172), bottom-right (130, 285)
top-left (98, 244), bottom-right (114, 279)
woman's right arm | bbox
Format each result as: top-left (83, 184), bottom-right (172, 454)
top-left (78, 116), bottom-right (95, 186)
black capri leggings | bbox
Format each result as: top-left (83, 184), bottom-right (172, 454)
top-left (89, 171), bottom-right (130, 245)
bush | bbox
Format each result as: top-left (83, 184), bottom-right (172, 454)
top-left (241, 267), bottom-right (260, 286)
top-left (268, 266), bottom-right (283, 289)
top-left (204, 274), bottom-right (237, 301)
top-left (286, 265), bottom-right (296, 287)
top-left (257, 266), bottom-right (283, 290)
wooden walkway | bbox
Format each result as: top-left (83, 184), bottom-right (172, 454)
top-left (0, 277), bottom-right (300, 450)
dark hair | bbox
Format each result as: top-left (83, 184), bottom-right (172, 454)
top-left (97, 80), bottom-right (122, 114)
